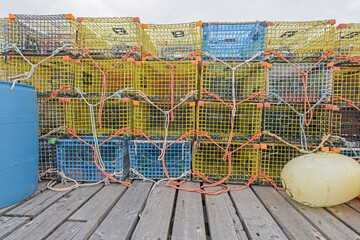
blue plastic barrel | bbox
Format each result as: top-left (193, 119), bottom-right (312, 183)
top-left (0, 81), bottom-right (39, 208)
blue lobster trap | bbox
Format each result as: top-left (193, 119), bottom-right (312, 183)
top-left (57, 138), bottom-right (129, 182)
top-left (128, 140), bottom-right (191, 180)
top-left (202, 21), bottom-right (266, 61)
top-left (39, 138), bottom-right (58, 179)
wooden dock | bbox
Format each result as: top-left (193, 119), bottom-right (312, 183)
top-left (1, 180), bottom-right (360, 240)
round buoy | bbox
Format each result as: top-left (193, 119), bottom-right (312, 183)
top-left (281, 152), bottom-right (360, 207)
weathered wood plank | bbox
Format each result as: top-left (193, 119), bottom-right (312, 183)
top-left (205, 186), bottom-right (247, 240)
top-left (69, 184), bottom-right (127, 223)
top-left (279, 191), bottom-right (359, 239)
top-left (172, 182), bottom-right (206, 240)
top-left (346, 198), bottom-right (360, 213)
top-left (4, 185), bottom-right (102, 240)
top-left (229, 185), bottom-right (287, 240)
top-left (47, 220), bottom-right (98, 240)
top-left (326, 204), bottom-right (360, 234)
top-left (252, 186), bottom-right (326, 240)
top-left (0, 216), bottom-right (29, 239)
top-left (0, 180), bottom-right (51, 216)
top-left (6, 190), bottom-right (68, 218)
top-left (130, 182), bottom-right (176, 240)
top-left (90, 180), bottom-right (153, 240)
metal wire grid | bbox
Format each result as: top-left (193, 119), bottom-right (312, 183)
top-left (39, 138), bottom-right (57, 179)
top-left (336, 23), bottom-right (360, 58)
top-left (262, 103), bottom-right (341, 144)
top-left (5, 14), bottom-right (77, 55)
top-left (258, 143), bottom-right (303, 186)
top-left (196, 102), bottom-right (262, 141)
top-left (74, 59), bottom-right (135, 96)
top-left (141, 22), bottom-right (202, 60)
top-left (57, 138), bottom-right (129, 182)
top-left (134, 61), bottom-right (198, 101)
top-left (200, 61), bottom-right (266, 101)
top-left (337, 148), bottom-right (360, 161)
top-left (38, 96), bottom-right (70, 137)
top-left (192, 141), bottom-right (259, 183)
top-left (0, 18), bottom-right (7, 53)
top-left (267, 62), bottom-right (332, 103)
top-left (332, 67), bottom-right (360, 106)
top-left (67, 97), bottom-right (133, 137)
top-left (133, 101), bottom-right (196, 140)
top-left (202, 22), bottom-right (266, 61)
top-left (0, 56), bottom-right (76, 95)
top-left (339, 107), bottom-right (360, 144)
top-left (77, 17), bottom-right (142, 59)
top-left (265, 20), bottom-right (336, 62)
top-left (128, 140), bottom-right (191, 180)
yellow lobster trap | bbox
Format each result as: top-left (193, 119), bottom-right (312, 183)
top-left (4, 14), bottom-right (78, 55)
top-left (77, 17), bottom-right (142, 58)
top-left (134, 61), bottom-right (198, 101)
top-left (196, 102), bottom-right (262, 142)
top-left (192, 141), bottom-right (260, 183)
top-left (332, 67), bottom-right (360, 106)
top-left (265, 20), bottom-right (336, 62)
top-left (74, 58), bottom-right (136, 96)
top-left (200, 61), bottom-right (266, 101)
top-left (133, 100), bottom-right (196, 140)
top-left (258, 143), bottom-right (304, 186)
top-left (67, 97), bottom-right (133, 137)
top-left (0, 55), bottom-right (76, 95)
top-left (336, 23), bottom-right (360, 59)
top-left (38, 96), bottom-right (72, 137)
top-left (262, 103), bottom-right (341, 145)
top-left (141, 22), bottom-right (202, 60)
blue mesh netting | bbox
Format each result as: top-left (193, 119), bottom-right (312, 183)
top-left (202, 22), bottom-right (265, 61)
top-left (57, 138), bottom-right (129, 182)
top-left (129, 140), bottom-right (191, 180)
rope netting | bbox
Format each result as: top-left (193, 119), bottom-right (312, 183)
top-left (4, 26), bottom-right (360, 194)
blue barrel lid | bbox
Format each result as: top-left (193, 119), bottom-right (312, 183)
top-left (0, 81), bottom-right (35, 90)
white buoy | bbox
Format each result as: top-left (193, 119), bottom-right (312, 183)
top-left (281, 152), bottom-right (360, 207)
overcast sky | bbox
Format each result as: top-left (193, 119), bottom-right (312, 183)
top-left (1, 0), bottom-right (359, 25)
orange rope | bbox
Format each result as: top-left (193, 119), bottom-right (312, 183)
top-left (333, 96), bottom-right (360, 111)
top-left (77, 45), bottom-right (140, 129)
top-left (266, 50), bottom-right (333, 126)
top-left (38, 85), bottom-right (71, 107)
top-left (141, 51), bottom-right (202, 121)
top-left (66, 127), bottom-right (131, 187)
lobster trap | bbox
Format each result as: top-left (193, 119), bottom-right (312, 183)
top-left (336, 23), bottom-right (360, 59)
top-left (77, 17), bottom-right (142, 59)
top-left (262, 103), bottom-right (341, 145)
top-left (200, 61), bottom-right (266, 101)
top-left (196, 102), bottom-right (262, 141)
top-left (133, 100), bottom-right (196, 140)
top-left (4, 14), bottom-right (77, 55)
top-left (67, 97), bottom-right (133, 137)
top-left (141, 22), bottom-right (202, 60)
top-left (332, 67), bottom-right (360, 106)
top-left (202, 22), bottom-right (266, 61)
top-left (337, 148), bottom-right (360, 161)
top-left (0, 18), bottom-right (6, 53)
top-left (134, 60), bottom-right (198, 101)
top-left (267, 62), bottom-right (333, 103)
top-left (258, 143), bottom-right (303, 186)
top-left (265, 20), bottom-right (336, 62)
top-left (39, 138), bottom-right (58, 179)
top-left (57, 138), bottom-right (129, 182)
top-left (192, 141), bottom-right (260, 183)
top-left (0, 55), bottom-right (76, 96)
top-left (38, 96), bottom-right (71, 137)
top-left (338, 107), bottom-right (360, 144)
top-left (128, 140), bottom-right (191, 180)
top-left (74, 58), bottom-right (136, 96)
